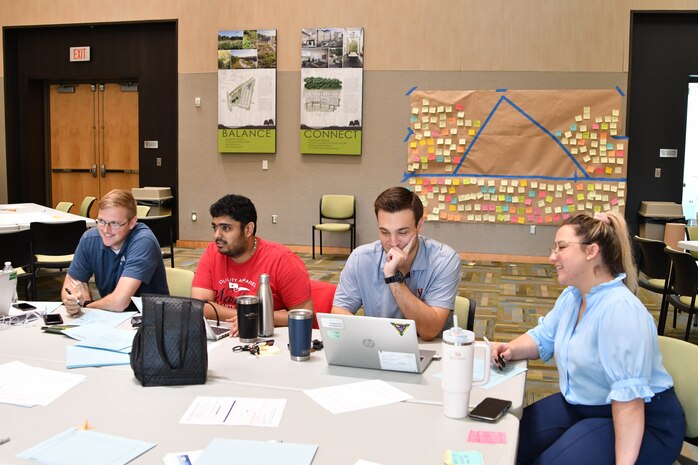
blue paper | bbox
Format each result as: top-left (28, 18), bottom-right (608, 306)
top-left (65, 346), bottom-right (131, 369)
top-left (67, 309), bottom-right (133, 328)
top-left (64, 323), bottom-right (135, 353)
top-left (196, 438), bottom-right (318, 465)
top-left (16, 428), bottom-right (155, 465)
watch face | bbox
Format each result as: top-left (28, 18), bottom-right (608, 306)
top-left (393, 271), bottom-right (404, 282)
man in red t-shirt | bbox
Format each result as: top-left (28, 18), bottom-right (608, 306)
top-left (192, 194), bottom-right (313, 336)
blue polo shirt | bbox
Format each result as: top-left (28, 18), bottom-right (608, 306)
top-left (68, 222), bottom-right (169, 307)
top-left (333, 235), bottom-right (461, 322)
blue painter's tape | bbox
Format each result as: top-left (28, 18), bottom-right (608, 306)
top-left (615, 86), bottom-right (625, 97)
top-left (405, 86), bottom-right (418, 96)
top-left (403, 127), bottom-right (415, 143)
top-left (611, 135), bottom-right (630, 140)
top-left (496, 88), bottom-right (508, 92)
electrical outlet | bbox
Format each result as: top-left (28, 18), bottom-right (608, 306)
top-left (530, 225), bottom-right (536, 235)
top-left (156, 157), bottom-right (162, 167)
top-left (271, 214), bottom-right (278, 224)
top-left (262, 160), bottom-right (268, 170)
top-left (191, 212), bottom-right (197, 221)
top-left (655, 168), bottom-right (661, 178)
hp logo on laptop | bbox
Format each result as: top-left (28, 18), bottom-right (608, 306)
top-left (362, 338), bottom-right (375, 348)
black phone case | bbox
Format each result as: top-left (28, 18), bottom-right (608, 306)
top-left (468, 397), bottom-right (512, 422)
top-left (43, 314), bottom-right (64, 325)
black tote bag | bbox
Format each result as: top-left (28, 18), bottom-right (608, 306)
top-left (130, 295), bottom-right (208, 386)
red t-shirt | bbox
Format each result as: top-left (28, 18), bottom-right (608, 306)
top-left (192, 238), bottom-right (311, 311)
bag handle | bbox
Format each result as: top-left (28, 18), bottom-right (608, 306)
top-left (154, 300), bottom-right (191, 370)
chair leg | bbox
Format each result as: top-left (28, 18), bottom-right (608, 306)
top-left (686, 308), bottom-right (694, 341)
top-left (658, 293), bottom-right (668, 336)
top-left (312, 227), bottom-right (316, 260)
top-left (319, 230), bottom-right (323, 257)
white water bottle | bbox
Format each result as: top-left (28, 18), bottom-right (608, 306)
top-left (2, 261), bottom-right (18, 303)
top-left (441, 315), bottom-right (491, 419)
top-left (257, 273), bottom-right (274, 337)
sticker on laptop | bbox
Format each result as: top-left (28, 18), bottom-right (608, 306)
top-left (390, 322), bottom-right (410, 336)
top-left (379, 351), bottom-right (419, 373)
top-left (321, 317), bottom-right (344, 330)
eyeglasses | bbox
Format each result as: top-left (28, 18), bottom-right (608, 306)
top-left (96, 219), bottom-right (130, 230)
top-left (232, 339), bottom-right (275, 356)
top-left (550, 240), bottom-right (591, 255)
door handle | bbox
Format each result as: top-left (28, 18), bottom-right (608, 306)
top-left (100, 164), bottom-right (106, 177)
top-left (90, 164), bottom-right (97, 177)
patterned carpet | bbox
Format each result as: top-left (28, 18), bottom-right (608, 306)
top-left (33, 246), bottom-right (695, 407)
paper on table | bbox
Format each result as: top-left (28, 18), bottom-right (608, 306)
top-left (432, 358), bottom-right (527, 390)
top-left (304, 379), bottom-right (412, 414)
top-left (16, 428), bottom-right (155, 465)
top-left (354, 460), bottom-right (386, 465)
top-left (196, 438), bottom-right (317, 465)
top-left (65, 345), bottom-right (131, 369)
top-left (443, 449), bottom-right (484, 464)
top-left (179, 396), bottom-right (286, 427)
top-left (67, 309), bottom-right (133, 327)
top-left (0, 361), bottom-right (86, 407)
top-left (63, 323), bottom-right (135, 352)
top-left (131, 296), bottom-right (143, 312)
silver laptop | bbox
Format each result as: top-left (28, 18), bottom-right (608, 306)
top-left (0, 273), bottom-right (13, 316)
top-left (204, 318), bottom-right (230, 341)
top-left (317, 313), bottom-right (436, 374)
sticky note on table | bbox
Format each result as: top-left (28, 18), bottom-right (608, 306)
top-left (443, 449), bottom-right (484, 465)
top-left (468, 430), bottom-right (507, 444)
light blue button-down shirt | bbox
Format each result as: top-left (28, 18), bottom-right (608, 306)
top-left (528, 274), bottom-right (673, 405)
top-left (333, 236), bottom-right (461, 322)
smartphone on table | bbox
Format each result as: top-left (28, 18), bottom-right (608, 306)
top-left (43, 313), bottom-right (64, 326)
top-left (13, 302), bottom-right (37, 311)
top-left (468, 397), bottom-right (512, 422)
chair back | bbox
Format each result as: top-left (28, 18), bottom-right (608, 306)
top-left (658, 336), bottom-right (698, 440)
top-left (136, 205), bottom-right (151, 217)
top-left (79, 196), bottom-right (96, 218)
top-left (165, 267), bottom-right (194, 298)
top-left (310, 280), bottom-right (337, 329)
top-left (634, 236), bottom-right (670, 280)
top-left (665, 247), bottom-right (698, 298)
top-left (30, 221), bottom-right (87, 256)
top-left (0, 229), bottom-right (34, 270)
top-left (320, 195), bottom-right (355, 221)
top-left (138, 215), bottom-right (175, 267)
top-left (454, 295), bottom-right (476, 331)
top-left (55, 201), bottom-right (74, 213)
top-left (685, 226), bottom-right (698, 260)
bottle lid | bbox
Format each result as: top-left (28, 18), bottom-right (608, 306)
top-left (260, 273), bottom-right (270, 284)
top-left (4, 261), bottom-right (10, 266)
top-left (443, 327), bottom-right (474, 344)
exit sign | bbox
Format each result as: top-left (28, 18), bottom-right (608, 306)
top-left (69, 46), bottom-right (91, 62)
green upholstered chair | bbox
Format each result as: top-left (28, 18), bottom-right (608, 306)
top-left (312, 195), bottom-right (355, 259)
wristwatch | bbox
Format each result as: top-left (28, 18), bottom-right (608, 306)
top-left (384, 271), bottom-right (405, 284)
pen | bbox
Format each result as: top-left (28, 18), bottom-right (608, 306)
top-left (64, 287), bottom-right (72, 295)
top-left (483, 336), bottom-right (506, 371)
top-left (0, 437), bottom-right (9, 446)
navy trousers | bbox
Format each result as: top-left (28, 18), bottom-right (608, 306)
top-left (517, 389), bottom-right (685, 465)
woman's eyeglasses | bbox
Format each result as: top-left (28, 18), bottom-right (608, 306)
top-left (550, 240), bottom-right (590, 255)
top-left (232, 339), bottom-right (275, 356)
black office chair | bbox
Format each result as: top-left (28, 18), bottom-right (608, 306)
top-left (30, 220), bottom-right (87, 277)
top-left (311, 195), bottom-right (356, 259)
top-left (0, 229), bottom-right (37, 300)
top-left (665, 246), bottom-right (698, 341)
top-left (633, 235), bottom-right (672, 334)
top-left (138, 215), bottom-right (175, 267)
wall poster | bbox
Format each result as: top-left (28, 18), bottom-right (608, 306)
top-left (404, 89), bottom-right (628, 225)
top-left (300, 28), bottom-right (364, 155)
top-left (218, 29), bottom-right (277, 153)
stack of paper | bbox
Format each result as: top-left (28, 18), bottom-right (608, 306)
top-left (196, 439), bottom-right (318, 465)
top-left (62, 323), bottom-right (136, 369)
top-left (0, 361), bottom-right (86, 407)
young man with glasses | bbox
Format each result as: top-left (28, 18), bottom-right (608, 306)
top-left (61, 189), bottom-right (169, 314)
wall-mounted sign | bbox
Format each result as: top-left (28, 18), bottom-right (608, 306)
top-left (659, 148), bottom-right (678, 158)
top-left (69, 46), bottom-right (91, 62)
top-left (217, 29), bottom-right (277, 154)
top-left (300, 28), bottom-right (364, 155)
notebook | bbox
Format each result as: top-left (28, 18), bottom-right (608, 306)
top-left (204, 318), bottom-right (230, 341)
top-left (0, 272), bottom-right (13, 316)
top-left (317, 313), bottom-right (435, 374)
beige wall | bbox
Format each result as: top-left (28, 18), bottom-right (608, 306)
top-left (1, 0), bottom-right (696, 253)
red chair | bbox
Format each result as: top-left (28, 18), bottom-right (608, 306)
top-left (310, 280), bottom-right (337, 329)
